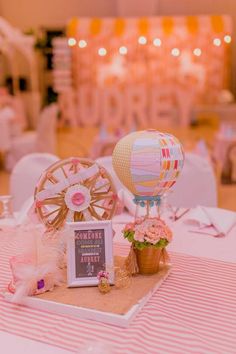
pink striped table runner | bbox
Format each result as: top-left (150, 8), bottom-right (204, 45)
top-left (0, 238), bottom-right (236, 354)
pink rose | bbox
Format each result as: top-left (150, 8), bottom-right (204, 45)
top-left (134, 231), bottom-right (145, 242)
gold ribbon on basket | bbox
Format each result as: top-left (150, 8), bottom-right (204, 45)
top-left (125, 244), bottom-right (139, 276)
top-left (125, 243), bottom-right (170, 276)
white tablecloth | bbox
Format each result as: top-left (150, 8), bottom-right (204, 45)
top-left (0, 207), bottom-right (236, 354)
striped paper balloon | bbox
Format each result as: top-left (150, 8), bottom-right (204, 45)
top-left (112, 129), bottom-right (184, 198)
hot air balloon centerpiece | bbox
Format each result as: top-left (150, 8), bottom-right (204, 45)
top-left (112, 129), bottom-right (184, 275)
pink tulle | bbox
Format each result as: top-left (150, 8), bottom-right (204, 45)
top-left (8, 224), bottom-right (65, 303)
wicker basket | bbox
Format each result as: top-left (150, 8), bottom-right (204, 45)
top-left (135, 246), bottom-right (163, 275)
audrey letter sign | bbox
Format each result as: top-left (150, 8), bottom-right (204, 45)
top-left (67, 221), bottom-right (114, 287)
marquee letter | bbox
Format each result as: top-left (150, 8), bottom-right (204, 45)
top-left (125, 84), bottom-right (147, 130)
top-left (150, 85), bottom-right (174, 127)
top-left (78, 84), bottom-right (100, 126)
top-left (102, 86), bottom-right (123, 129)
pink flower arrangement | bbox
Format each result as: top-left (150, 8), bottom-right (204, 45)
top-left (134, 218), bottom-right (172, 244)
top-left (123, 217), bottom-right (172, 250)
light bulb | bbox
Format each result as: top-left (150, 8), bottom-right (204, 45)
top-left (171, 48), bottom-right (180, 57)
top-left (138, 36), bottom-right (147, 45)
top-left (193, 48), bottom-right (202, 57)
top-left (98, 47), bottom-right (107, 56)
top-left (68, 38), bottom-right (76, 47)
top-left (213, 38), bottom-right (221, 47)
top-left (119, 46), bottom-right (128, 55)
top-left (153, 38), bottom-right (162, 47)
top-left (224, 35), bottom-right (231, 44)
top-left (78, 39), bottom-right (87, 48)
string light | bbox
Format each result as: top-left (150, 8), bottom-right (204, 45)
top-left (213, 38), bottom-right (221, 47)
top-left (78, 39), bottom-right (87, 48)
top-left (68, 38), bottom-right (76, 46)
top-left (138, 36), bottom-right (147, 45)
top-left (171, 48), bottom-right (180, 57)
top-left (67, 35), bottom-right (231, 56)
top-left (98, 47), bottom-right (107, 56)
top-left (119, 46), bottom-right (128, 55)
top-left (153, 38), bottom-right (162, 47)
top-left (224, 35), bottom-right (231, 44)
top-left (193, 48), bottom-right (202, 57)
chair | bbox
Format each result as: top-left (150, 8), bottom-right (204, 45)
top-left (167, 153), bottom-right (217, 208)
top-left (5, 103), bottom-right (58, 171)
top-left (10, 153), bottom-right (59, 211)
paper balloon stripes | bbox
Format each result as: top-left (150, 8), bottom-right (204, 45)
top-left (112, 130), bottom-right (184, 203)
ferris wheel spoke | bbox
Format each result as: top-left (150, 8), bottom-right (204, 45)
top-left (90, 203), bottom-right (112, 212)
top-left (74, 211), bottom-right (83, 221)
top-left (85, 173), bottom-right (100, 189)
top-left (49, 206), bottom-right (68, 229)
top-left (91, 191), bottom-right (113, 199)
top-left (92, 182), bottom-right (110, 193)
top-left (73, 212), bottom-right (79, 221)
top-left (90, 196), bottom-right (113, 205)
top-left (42, 197), bottom-right (65, 206)
top-left (43, 207), bottom-right (61, 218)
top-left (69, 161), bottom-right (80, 174)
top-left (88, 206), bottom-right (103, 220)
top-left (61, 166), bottom-right (68, 179)
top-left (47, 174), bottom-right (59, 184)
top-left (106, 185), bottom-right (112, 193)
top-left (54, 208), bottom-right (69, 228)
top-left (72, 163), bottom-right (78, 173)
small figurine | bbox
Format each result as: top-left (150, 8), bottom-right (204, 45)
top-left (97, 270), bottom-right (111, 294)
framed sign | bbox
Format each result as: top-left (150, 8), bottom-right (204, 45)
top-left (66, 220), bottom-right (114, 287)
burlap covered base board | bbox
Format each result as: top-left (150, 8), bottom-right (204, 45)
top-left (37, 256), bottom-right (171, 316)
top-left (3, 256), bottom-right (171, 327)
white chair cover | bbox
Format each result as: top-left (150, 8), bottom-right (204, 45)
top-left (5, 132), bottom-right (36, 171)
top-left (10, 153), bottom-right (59, 211)
top-left (36, 103), bottom-right (58, 153)
top-left (5, 104), bottom-right (58, 171)
top-left (167, 153), bottom-right (217, 208)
